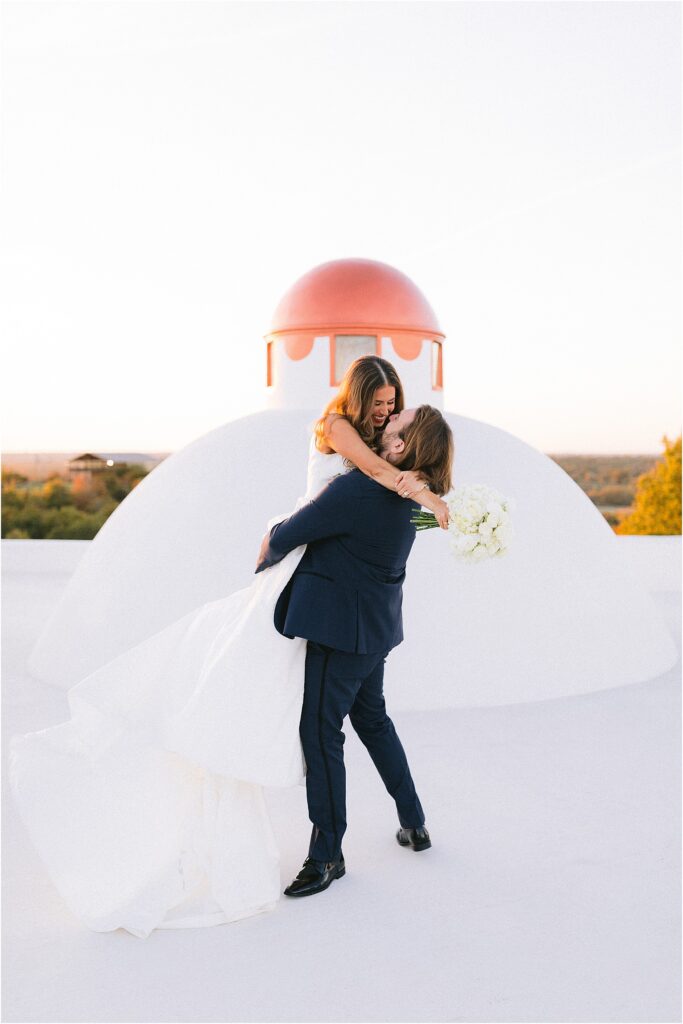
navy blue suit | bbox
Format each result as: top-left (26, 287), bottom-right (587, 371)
top-left (256, 470), bottom-right (425, 861)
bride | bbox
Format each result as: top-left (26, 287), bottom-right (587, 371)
top-left (10, 355), bottom-right (449, 939)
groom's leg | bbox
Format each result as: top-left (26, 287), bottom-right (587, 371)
top-left (300, 642), bottom-right (380, 862)
top-left (349, 654), bottom-right (426, 829)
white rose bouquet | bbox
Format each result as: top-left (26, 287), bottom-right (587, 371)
top-left (411, 483), bottom-right (515, 562)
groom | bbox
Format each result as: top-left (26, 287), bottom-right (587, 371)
top-left (255, 405), bottom-right (453, 898)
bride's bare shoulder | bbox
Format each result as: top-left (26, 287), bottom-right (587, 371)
top-left (317, 412), bottom-right (349, 454)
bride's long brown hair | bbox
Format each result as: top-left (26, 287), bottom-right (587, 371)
top-left (314, 355), bottom-right (405, 449)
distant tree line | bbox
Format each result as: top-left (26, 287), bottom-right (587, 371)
top-left (2, 463), bottom-right (149, 539)
top-left (550, 435), bottom-right (681, 534)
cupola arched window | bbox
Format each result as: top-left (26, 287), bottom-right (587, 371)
top-left (331, 335), bottom-right (380, 386)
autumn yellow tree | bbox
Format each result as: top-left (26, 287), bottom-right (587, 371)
top-left (616, 434), bottom-right (682, 535)
top-left (41, 476), bottom-right (74, 508)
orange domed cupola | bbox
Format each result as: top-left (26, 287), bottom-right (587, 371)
top-left (265, 258), bottom-right (445, 411)
top-left (270, 258), bottom-right (444, 337)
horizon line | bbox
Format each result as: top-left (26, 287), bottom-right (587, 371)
top-left (1, 448), bottom-right (668, 458)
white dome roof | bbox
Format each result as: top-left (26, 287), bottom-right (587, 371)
top-left (28, 409), bottom-right (677, 708)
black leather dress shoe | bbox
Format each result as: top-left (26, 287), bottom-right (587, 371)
top-left (283, 855), bottom-right (346, 897)
top-left (396, 826), bottom-right (432, 851)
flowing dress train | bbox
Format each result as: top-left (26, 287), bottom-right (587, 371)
top-left (9, 437), bottom-right (347, 937)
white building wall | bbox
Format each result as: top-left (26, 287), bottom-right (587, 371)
top-left (266, 337), bottom-right (331, 411)
top-left (26, 409), bottom-right (679, 706)
top-left (384, 337), bottom-right (444, 410)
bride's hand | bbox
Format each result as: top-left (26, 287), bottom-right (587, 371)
top-left (395, 471), bottom-right (449, 529)
top-left (431, 496), bottom-right (450, 530)
top-left (394, 470), bottom-right (427, 499)
top-left (417, 489), bottom-right (450, 529)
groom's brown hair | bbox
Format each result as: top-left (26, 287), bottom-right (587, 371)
top-left (396, 405), bottom-right (454, 497)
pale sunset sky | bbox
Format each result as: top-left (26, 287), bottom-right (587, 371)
top-left (1, 0), bottom-right (680, 454)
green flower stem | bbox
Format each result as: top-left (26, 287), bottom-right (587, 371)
top-left (410, 509), bottom-right (440, 532)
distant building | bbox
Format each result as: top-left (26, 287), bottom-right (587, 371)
top-left (67, 453), bottom-right (162, 482)
top-left (68, 453), bottom-right (109, 477)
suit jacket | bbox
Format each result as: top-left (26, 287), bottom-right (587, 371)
top-left (255, 469), bottom-right (417, 654)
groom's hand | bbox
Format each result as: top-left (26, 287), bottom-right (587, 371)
top-left (255, 533), bottom-right (270, 573)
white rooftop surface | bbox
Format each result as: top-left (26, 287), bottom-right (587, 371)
top-left (2, 538), bottom-right (681, 1024)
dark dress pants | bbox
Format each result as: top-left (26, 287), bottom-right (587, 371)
top-left (300, 640), bottom-right (425, 863)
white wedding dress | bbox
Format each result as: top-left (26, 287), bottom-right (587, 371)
top-left (10, 436), bottom-right (348, 938)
